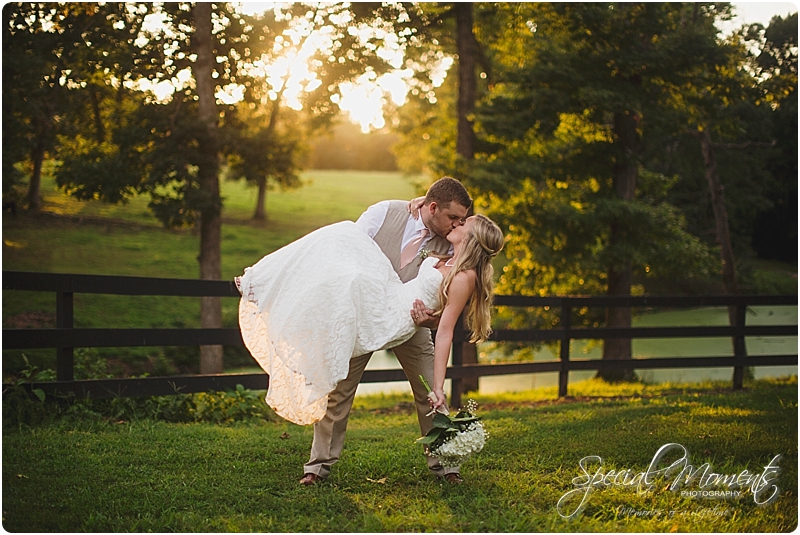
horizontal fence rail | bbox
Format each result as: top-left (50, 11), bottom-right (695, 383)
top-left (3, 271), bottom-right (797, 406)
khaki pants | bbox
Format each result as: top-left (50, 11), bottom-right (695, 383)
top-left (303, 327), bottom-right (460, 479)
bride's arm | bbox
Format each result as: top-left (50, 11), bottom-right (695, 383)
top-left (431, 270), bottom-right (476, 410)
top-left (406, 196), bottom-right (425, 219)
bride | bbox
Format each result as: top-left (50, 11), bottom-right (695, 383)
top-left (237, 211), bottom-right (504, 425)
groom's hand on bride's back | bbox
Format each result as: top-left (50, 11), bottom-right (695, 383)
top-left (411, 299), bottom-right (439, 329)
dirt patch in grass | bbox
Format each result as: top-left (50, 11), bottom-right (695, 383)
top-left (4, 311), bottom-right (55, 329)
top-left (369, 401), bottom-right (416, 415)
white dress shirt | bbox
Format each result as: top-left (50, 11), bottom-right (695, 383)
top-left (355, 200), bottom-right (436, 253)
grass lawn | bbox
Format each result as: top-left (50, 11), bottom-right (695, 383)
top-left (2, 170), bottom-right (421, 279)
top-left (2, 377), bottom-right (797, 532)
top-left (745, 259), bottom-right (798, 296)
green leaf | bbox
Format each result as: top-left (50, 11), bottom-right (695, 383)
top-left (432, 413), bottom-right (455, 429)
top-left (450, 416), bottom-right (479, 425)
top-left (32, 389), bottom-right (45, 403)
top-left (415, 428), bottom-right (444, 444)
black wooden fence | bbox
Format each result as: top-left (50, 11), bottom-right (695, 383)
top-left (3, 271), bottom-right (797, 408)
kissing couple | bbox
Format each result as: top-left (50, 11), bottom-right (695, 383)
top-left (236, 176), bottom-right (503, 485)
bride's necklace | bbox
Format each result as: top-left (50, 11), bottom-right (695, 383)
top-left (445, 258), bottom-right (455, 267)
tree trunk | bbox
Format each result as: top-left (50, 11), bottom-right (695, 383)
top-left (90, 85), bottom-right (105, 142)
top-left (252, 95), bottom-right (282, 221)
top-left (696, 128), bottom-right (747, 383)
top-left (455, 2), bottom-right (476, 160)
top-left (194, 3), bottom-right (223, 374)
top-left (253, 177), bottom-right (267, 220)
top-left (27, 137), bottom-right (45, 212)
top-left (597, 111), bottom-right (639, 382)
top-left (27, 61), bottom-right (59, 213)
top-left (697, 129), bottom-right (739, 303)
top-left (454, 2), bottom-right (479, 392)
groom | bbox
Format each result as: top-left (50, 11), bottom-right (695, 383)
top-left (299, 176), bottom-right (472, 485)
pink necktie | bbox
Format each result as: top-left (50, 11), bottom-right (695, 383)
top-left (400, 229), bottom-right (428, 268)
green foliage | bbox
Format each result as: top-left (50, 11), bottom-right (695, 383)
top-left (744, 12), bottom-right (798, 102)
top-left (99, 384), bottom-right (275, 424)
top-left (392, 3), bottom-right (797, 303)
top-left (740, 259), bottom-right (799, 295)
top-left (1, 349), bottom-right (272, 427)
top-left (392, 57), bottom-right (459, 178)
top-left (3, 3), bottom-right (149, 208)
top-left (2, 356), bottom-right (48, 428)
top-left (469, 4), bottom-right (732, 299)
top-left (4, 381), bottom-right (273, 429)
top-left (224, 108), bottom-right (303, 193)
top-left (744, 13), bottom-right (798, 263)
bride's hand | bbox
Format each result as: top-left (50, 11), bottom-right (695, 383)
top-left (406, 197), bottom-right (425, 220)
top-left (411, 299), bottom-right (439, 329)
top-left (431, 388), bottom-right (447, 412)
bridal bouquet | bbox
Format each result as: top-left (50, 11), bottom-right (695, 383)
top-left (416, 376), bottom-right (487, 467)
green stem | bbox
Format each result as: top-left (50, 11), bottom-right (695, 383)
top-left (419, 374), bottom-right (432, 393)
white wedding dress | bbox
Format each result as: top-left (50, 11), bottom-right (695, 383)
top-left (237, 221), bottom-right (443, 425)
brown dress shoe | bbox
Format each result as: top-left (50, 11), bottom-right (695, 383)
top-left (442, 473), bottom-right (463, 484)
top-left (299, 473), bottom-right (324, 486)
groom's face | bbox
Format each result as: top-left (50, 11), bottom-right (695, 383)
top-left (425, 201), bottom-right (469, 239)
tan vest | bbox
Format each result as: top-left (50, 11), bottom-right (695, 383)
top-left (373, 200), bottom-right (450, 283)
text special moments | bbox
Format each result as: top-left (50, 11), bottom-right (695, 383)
top-left (556, 442), bottom-right (781, 519)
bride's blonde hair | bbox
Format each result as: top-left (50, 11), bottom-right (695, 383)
top-left (434, 214), bottom-right (504, 343)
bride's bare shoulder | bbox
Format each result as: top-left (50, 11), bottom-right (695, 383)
top-left (451, 269), bottom-right (477, 288)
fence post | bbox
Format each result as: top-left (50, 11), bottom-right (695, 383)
top-left (732, 303), bottom-right (747, 390)
top-left (558, 303), bottom-right (572, 398)
top-left (56, 291), bottom-right (74, 382)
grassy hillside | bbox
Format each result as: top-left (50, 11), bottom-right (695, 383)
top-left (2, 171), bottom-right (422, 376)
top-left (3, 170), bottom-right (421, 277)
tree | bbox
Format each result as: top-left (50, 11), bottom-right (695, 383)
top-left (222, 3), bottom-right (392, 221)
top-left (653, 13), bottom-right (795, 301)
top-left (747, 13), bottom-right (798, 264)
top-left (2, 3), bottom-right (128, 211)
top-left (465, 3), bottom-right (731, 380)
top-left (193, 2), bottom-right (224, 372)
top-left (380, 2), bottom-right (492, 175)
top-left (224, 104), bottom-right (302, 221)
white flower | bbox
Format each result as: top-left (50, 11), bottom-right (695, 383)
top-left (428, 421), bottom-right (487, 467)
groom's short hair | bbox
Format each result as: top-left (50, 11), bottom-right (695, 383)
top-left (424, 176), bottom-right (472, 210)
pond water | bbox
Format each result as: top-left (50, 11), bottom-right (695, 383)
top-left (354, 305), bottom-right (798, 397)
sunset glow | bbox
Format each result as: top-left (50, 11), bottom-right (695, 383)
top-left (129, 3), bottom-right (453, 131)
